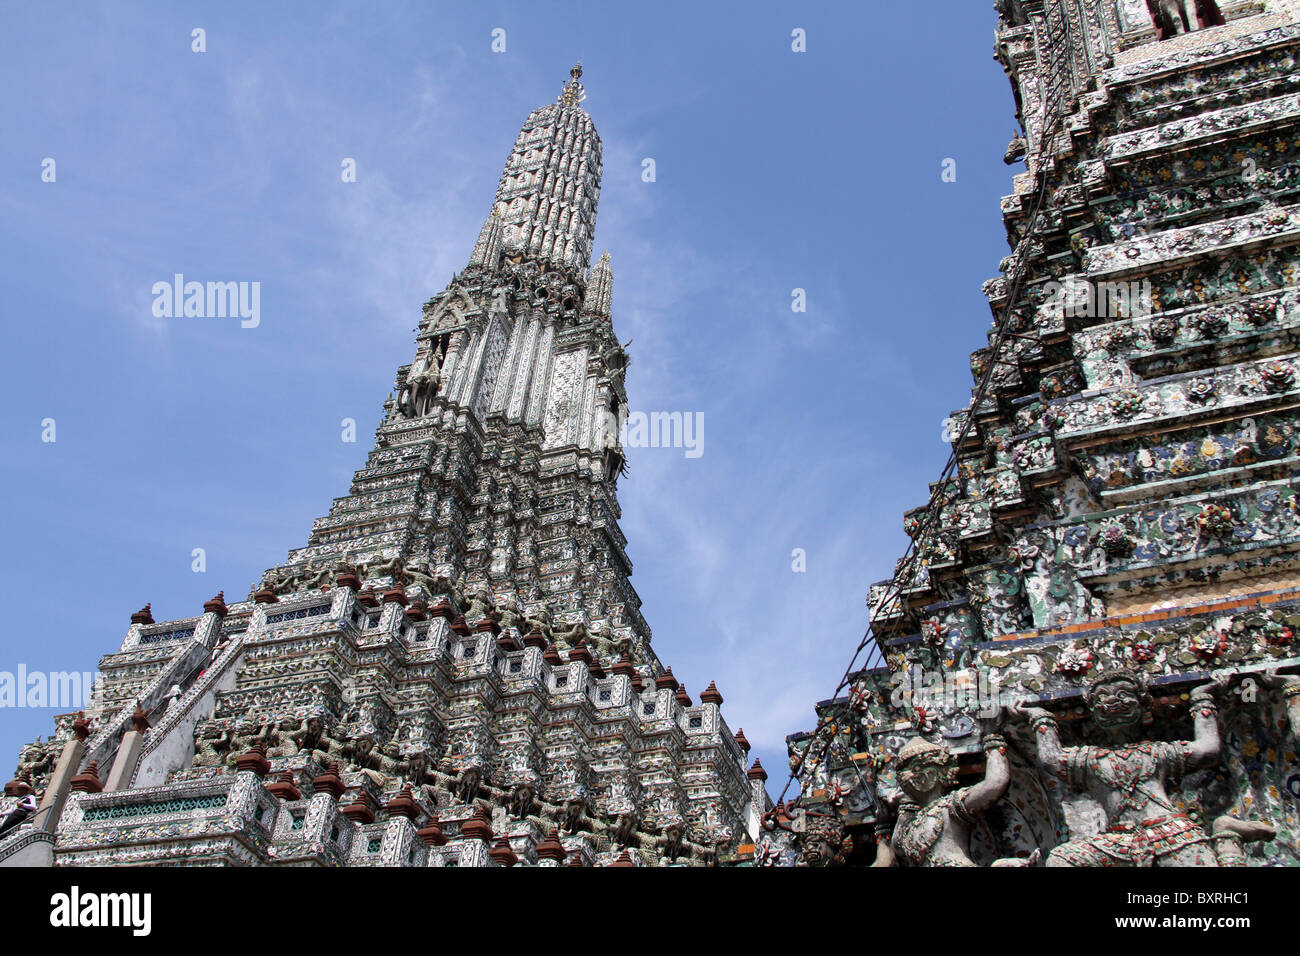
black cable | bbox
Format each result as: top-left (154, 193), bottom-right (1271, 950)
top-left (769, 105), bottom-right (1071, 813)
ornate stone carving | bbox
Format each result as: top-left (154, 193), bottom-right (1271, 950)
top-left (876, 732), bottom-right (1038, 867)
top-left (1015, 672), bottom-right (1274, 866)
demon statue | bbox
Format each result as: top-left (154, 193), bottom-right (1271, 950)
top-left (1015, 670), bottom-right (1274, 866)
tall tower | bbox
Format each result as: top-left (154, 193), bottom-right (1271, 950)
top-left (268, 63), bottom-right (646, 652)
top-left (1, 67), bottom-right (760, 868)
top-left (772, 1), bottom-right (1300, 867)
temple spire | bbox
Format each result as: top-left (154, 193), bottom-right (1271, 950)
top-left (584, 251), bottom-right (613, 317)
top-left (468, 211), bottom-right (503, 269)
top-left (491, 62), bottom-right (602, 272)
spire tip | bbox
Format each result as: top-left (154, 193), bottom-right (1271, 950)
top-left (559, 62), bottom-right (586, 107)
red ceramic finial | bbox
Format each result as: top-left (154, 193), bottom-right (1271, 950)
top-left (267, 770), bottom-right (302, 801)
top-left (3, 774), bottom-right (34, 798)
top-left (384, 786), bottom-right (419, 820)
top-left (311, 762), bottom-right (346, 800)
top-left (489, 835), bottom-right (519, 867)
top-left (536, 827), bottom-right (567, 863)
top-left (70, 761), bottom-right (103, 794)
top-left (417, 813), bottom-right (448, 847)
top-left (235, 743), bottom-right (271, 777)
top-left (341, 790), bottom-right (375, 824)
top-left (461, 806), bottom-right (494, 843)
top-left (655, 667), bottom-right (679, 691)
top-left (203, 591), bottom-right (229, 618)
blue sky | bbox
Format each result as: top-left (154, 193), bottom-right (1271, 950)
top-left (0, 1), bottom-right (1017, 796)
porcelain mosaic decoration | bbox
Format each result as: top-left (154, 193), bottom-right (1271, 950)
top-left (0, 65), bottom-right (764, 868)
top-left (768, 0), bottom-right (1300, 868)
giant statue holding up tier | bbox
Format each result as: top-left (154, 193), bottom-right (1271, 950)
top-left (875, 728), bottom-right (1037, 868)
top-left (1016, 671), bottom-right (1274, 867)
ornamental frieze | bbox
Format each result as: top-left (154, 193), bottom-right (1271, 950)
top-left (1101, 90), bottom-right (1300, 163)
top-left (1095, 162), bottom-right (1300, 241)
top-left (1085, 204), bottom-right (1300, 275)
top-left (1075, 290), bottom-right (1297, 388)
top-left (976, 608), bottom-right (1300, 698)
top-left (1056, 351), bottom-right (1300, 439)
top-left (1077, 409), bottom-right (1300, 497)
top-left (1105, 24), bottom-right (1300, 84)
top-left (1013, 479), bottom-right (1300, 622)
top-left (1098, 44), bottom-right (1300, 135)
top-left (1108, 122), bottom-right (1300, 200)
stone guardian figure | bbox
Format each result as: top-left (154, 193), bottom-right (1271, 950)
top-left (1146, 0), bottom-right (1225, 40)
top-left (876, 730), bottom-right (1037, 867)
top-left (1014, 670), bottom-right (1273, 866)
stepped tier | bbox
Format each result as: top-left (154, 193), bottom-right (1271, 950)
top-left (1, 66), bottom-right (764, 868)
top-left (767, 1), bottom-right (1300, 868)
